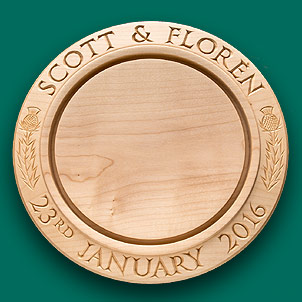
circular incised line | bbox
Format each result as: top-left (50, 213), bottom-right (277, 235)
top-left (48, 52), bottom-right (252, 245)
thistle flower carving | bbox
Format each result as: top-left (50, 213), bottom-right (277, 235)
top-left (16, 107), bottom-right (41, 190)
top-left (259, 106), bottom-right (284, 191)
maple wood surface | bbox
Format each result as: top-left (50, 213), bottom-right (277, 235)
top-left (55, 58), bottom-right (245, 240)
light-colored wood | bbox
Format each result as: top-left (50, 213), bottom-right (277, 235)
top-left (13, 22), bottom-right (288, 283)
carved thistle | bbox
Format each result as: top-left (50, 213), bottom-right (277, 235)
top-left (259, 106), bottom-right (284, 191)
top-left (16, 107), bottom-right (41, 190)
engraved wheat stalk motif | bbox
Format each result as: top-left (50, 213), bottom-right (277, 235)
top-left (259, 106), bottom-right (284, 191)
top-left (16, 107), bottom-right (41, 190)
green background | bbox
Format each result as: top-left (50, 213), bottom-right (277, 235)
top-left (1, 1), bottom-right (301, 301)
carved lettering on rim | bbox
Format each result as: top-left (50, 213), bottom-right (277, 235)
top-left (78, 242), bottom-right (203, 278)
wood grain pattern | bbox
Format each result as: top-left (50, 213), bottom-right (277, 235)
top-left (55, 59), bottom-right (245, 240)
top-left (13, 22), bottom-right (288, 283)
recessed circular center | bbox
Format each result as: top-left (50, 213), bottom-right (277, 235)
top-left (54, 58), bottom-right (245, 242)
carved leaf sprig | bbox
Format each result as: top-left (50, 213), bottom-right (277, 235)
top-left (16, 131), bottom-right (40, 190)
top-left (261, 131), bottom-right (284, 191)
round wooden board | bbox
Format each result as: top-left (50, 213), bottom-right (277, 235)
top-left (13, 21), bottom-right (288, 283)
